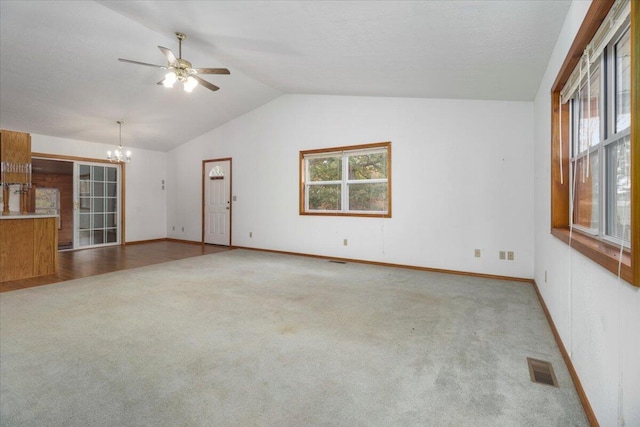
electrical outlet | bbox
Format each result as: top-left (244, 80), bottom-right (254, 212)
top-left (343, 239), bottom-right (348, 246)
top-left (181, 226), bottom-right (184, 232)
top-left (474, 249), bottom-right (481, 258)
top-left (507, 251), bottom-right (514, 261)
top-left (499, 251), bottom-right (506, 260)
top-left (172, 226), bottom-right (175, 231)
top-left (233, 196), bottom-right (237, 201)
top-left (545, 270), bottom-right (548, 283)
top-left (249, 232), bottom-right (253, 238)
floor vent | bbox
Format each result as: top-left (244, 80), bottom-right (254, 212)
top-left (527, 357), bottom-right (558, 387)
top-left (329, 260), bottom-right (347, 264)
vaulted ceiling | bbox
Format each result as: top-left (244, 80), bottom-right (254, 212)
top-left (0, 0), bottom-right (571, 152)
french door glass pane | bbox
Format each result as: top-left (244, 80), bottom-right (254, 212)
top-left (106, 182), bottom-right (117, 197)
top-left (92, 166), bottom-right (104, 181)
top-left (615, 28), bottom-right (631, 133)
top-left (106, 229), bottom-right (117, 243)
top-left (106, 167), bottom-right (117, 182)
top-left (606, 137), bottom-right (631, 242)
top-left (79, 165), bottom-right (90, 180)
top-left (573, 153), bottom-right (599, 231)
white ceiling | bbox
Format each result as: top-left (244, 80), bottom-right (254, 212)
top-left (0, 0), bottom-right (571, 152)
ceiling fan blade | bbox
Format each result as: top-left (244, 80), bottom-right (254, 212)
top-left (119, 58), bottom-right (167, 69)
top-left (193, 68), bottom-right (231, 75)
top-left (192, 75), bottom-right (220, 92)
top-left (158, 46), bottom-right (178, 65)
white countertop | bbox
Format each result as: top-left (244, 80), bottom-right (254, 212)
top-left (0, 213), bottom-right (58, 220)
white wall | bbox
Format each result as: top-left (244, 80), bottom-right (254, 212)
top-left (533, 1), bottom-right (640, 426)
top-left (31, 134), bottom-right (167, 243)
top-left (168, 94), bottom-right (534, 279)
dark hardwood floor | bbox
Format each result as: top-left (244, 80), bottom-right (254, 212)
top-left (0, 241), bottom-right (232, 293)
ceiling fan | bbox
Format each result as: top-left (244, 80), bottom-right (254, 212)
top-left (118, 32), bottom-right (230, 93)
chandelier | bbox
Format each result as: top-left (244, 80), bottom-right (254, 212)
top-left (107, 121), bottom-right (131, 163)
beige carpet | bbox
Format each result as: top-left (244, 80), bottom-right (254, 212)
top-left (1, 249), bottom-right (587, 426)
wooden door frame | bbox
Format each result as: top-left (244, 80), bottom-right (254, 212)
top-left (201, 157), bottom-right (232, 246)
top-left (32, 153), bottom-right (127, 246)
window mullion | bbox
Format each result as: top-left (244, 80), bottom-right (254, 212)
top-left (342, 153), bottom-right (349, 212)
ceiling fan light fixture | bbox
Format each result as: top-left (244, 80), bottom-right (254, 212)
top-left (184, 76), bottom-right (198, 93)
top-left (119, 32), bottom-right (229, 94)
top-left (163, 71), bottom-right (177, 88)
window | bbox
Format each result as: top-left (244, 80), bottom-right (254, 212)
top-left (551, 0), bottom-right (638, 286)
top-left (300, 142), bottom-right (391, 217)
top-left (568, 24), bottom-right (630, 245)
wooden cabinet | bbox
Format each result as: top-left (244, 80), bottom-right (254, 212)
top-left (0, 129), bottom-right (32, 214)
top-left (0, 129), bottom-right (31, 182)
top-left (0, 216), bottom-right (58, 282)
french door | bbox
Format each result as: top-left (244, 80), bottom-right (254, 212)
top-left (74, 162), bottom-right (121, 248)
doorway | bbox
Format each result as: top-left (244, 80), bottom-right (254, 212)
top-left (31, 155), bottom-right (124, 250)
top-left (203, 158), bottom-right (231, 246)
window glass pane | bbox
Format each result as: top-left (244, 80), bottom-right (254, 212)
top-left (79, 197), bottom-right (90, 212)
top-left (92, 166), bottom-right (104, 182)
top-left (79, 213), bottom-right (90, 230)
top-left (106, 213), bottom-right (116, 228)
top-left (308, 157), bottom-right (341, 182)
top-left (106, 167), bottom-right (117, 182)
top-left (92, 198), bottom-right (104, 213)
top-left (92, 181), bottom-right (104, 197)
top-left (606, 137), bottom-right (631, 242)
top-left (106, 182), bottom-right (117, 197)
top-left (106, 198), bottom-right (117, 213)
top-left (615, 28), bottom-right (631, 133)
top-left (79, 181), bottom-right (91, 196)
top-left (92, 230), bottom-right (104, 245)
top-left (79, 230), bottom-right (91, 246)
top-left (79, 165), bottom-right (90, 180)
top-left (348, 183), bottom-right (388, 212)
top-left (308, 184), bottom-right (341, 210)
top-left (93, 213), bottom-right (104, 229)
top-left (573, 153), bottom-right (599, 230)
top-left (105, 229), bottom-right (117, 243)
top-left (348, 153), bottom-right (387, 180)
top-left (578, 65), bottom-right (600, 153)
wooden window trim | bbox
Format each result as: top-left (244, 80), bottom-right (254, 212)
top-left (299, 141), bottom-right (392, 218)
top-left (550, 0), bottom-right (639, 286)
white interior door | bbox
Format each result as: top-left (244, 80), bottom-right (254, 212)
top-left (204, 160), bottom-right (231, 246)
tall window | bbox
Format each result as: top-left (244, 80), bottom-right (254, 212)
top-left (551, 0), bottom-right (638, 286)
top-left (300, 142), bottom-right (391, 217)
top-left (568, 23), bottom-right (630, 246)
